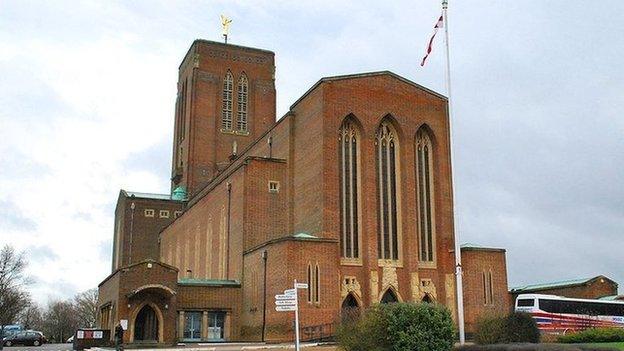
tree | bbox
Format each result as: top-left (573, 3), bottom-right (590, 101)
top-left (42, 300), bottom-right (79, 343)
top-left (20, 302), bottom-right (43, 331)
top-left (0, 245), bottom-right (30, 351)
top-left (74, 289), bottom-right (98, 328)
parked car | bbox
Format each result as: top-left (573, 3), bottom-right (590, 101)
top-left (2, 330), bottom-right (46, 346)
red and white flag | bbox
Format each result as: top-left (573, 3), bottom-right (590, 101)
top-left (420, 14), bottom-right (443, 67)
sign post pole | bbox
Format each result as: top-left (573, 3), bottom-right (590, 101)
top-left (293, 279), bottom-right (300, 351)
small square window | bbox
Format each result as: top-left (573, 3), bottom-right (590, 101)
top-left (268, 180), bottom-right (280, 193)
top-left (144, 209), bottom-right (155, 217)
top-left (159, 210), bottom-right (170, 218)
top-left (174, 210), bottom-right (182, 218)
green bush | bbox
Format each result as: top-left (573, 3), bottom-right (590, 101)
top-left (557, 327), bottom-right (624, 343)
top-left (474, 312), bottom-right (540, 344)
top-left (474, 316), bottom-right (507, 345)
top-left (336, 302), bottom-right (454, 351)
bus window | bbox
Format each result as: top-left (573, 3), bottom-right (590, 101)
top-left (517, 299), bottom-right (535, 307)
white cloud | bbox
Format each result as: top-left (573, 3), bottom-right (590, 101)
top-left (0, 0), bottom-right (623, 304)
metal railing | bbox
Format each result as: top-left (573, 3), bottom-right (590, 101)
top-left (299, 323), bottom-right (335, 342)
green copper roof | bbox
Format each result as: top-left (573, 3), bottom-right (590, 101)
top-left (178, 278), bottom-right (240, 287)
top-left (599, 295), bottom-right (624, 301)
top-left (461, 243), bottom-right (485, 249)
top-left (171, 186), bottom-right (188, 201)
top-left (125, 191), bottom-right (173, 200)
top-left (292, 233), bottom-right (318, 239)
top-left (510, 277), bottom-right (595, 293)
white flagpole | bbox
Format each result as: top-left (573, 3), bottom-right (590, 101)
top-left (442, 0), bottom-right (465, 344)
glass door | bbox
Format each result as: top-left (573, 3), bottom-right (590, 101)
top-left (207, 312), bottom-right (225, 341)
top-left (183, 312), bottom-right (202, 341)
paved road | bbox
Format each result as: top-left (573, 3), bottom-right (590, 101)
top-left (2, 343), bottom-right (72, 351)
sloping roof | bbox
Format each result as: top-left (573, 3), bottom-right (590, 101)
top-left (178, 278), bottom-right (241, 287)
top-left (510, 275), bottom-right (617, 294)
top-left (292, 233), bottom-right (318, 239)
top-left (122, 190), bottom-right (175, 201)
top-left (290, 70), bottom-right (447, 110)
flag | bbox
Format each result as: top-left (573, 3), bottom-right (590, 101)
top-left (420, 14), bottom-right (443, 67)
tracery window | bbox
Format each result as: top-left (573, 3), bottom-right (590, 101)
top-left (221, 71), bottom-right (233, 130)
top-left (307, 264), bottom-right (312, 302)
top-left (376, 121), bottom-right (400, 260)
top-left (237, 74), bottom-right (248, 132)
top-left (416, 128), bottom-right (436, 263)
top-left (339, 119), bottom-right (360, 259)
top-left (314, 264), bottom-right (320, 303)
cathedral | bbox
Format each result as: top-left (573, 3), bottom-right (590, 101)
top-left (96, 38), bottom-right (466, 344)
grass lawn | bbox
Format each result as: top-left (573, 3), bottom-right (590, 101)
top-left (579, 342), bottom-right (624, 350)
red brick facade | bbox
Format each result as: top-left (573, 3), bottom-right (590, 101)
top-left (460, 246), bottom-right (510, 335)
top-left (97, 39), bottom-right (461, 345)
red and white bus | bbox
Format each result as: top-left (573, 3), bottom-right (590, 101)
top-left (515, 294), bottom-right (624, 334)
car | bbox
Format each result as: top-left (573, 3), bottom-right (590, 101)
top-left (2, 330), bottom-right (46, 347)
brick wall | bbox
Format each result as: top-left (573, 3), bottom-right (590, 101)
top-left (172, 40), bottom-right (276, 196)
top-left (112, 193), bottom-right (183, 271)
top-left (461, 247), bottom-right (510, 334)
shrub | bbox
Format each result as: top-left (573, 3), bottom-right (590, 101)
top-left (504, 312), bottom-right (540, 343)
top-left (336, 302), bottom-right (454, 351)
top-left (557, 327), bottom-right (624, 343)
top-left (474, 316), bottom-right (506, 345)
top-left (474, 312), bottom-right (540, 344)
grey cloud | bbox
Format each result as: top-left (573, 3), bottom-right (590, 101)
top-left (0, 200), bottom-right (38, 232)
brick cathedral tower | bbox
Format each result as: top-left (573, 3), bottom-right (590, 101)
top-left (170, 40), bottom-right (276, 197)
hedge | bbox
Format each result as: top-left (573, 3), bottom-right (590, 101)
top-left (474, 312), bottom-right (540, 344)
top-left (557, 327), bottom-right (624, 343)
top-left (336, 302), bottom-right (455, 351)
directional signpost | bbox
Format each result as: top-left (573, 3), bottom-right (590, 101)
top-left (274, 280), bottom-right (308, 351)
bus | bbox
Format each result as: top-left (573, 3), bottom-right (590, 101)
top-left (515, 294), bottom-right (624, 334)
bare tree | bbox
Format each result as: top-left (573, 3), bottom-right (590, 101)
top-left (42, 300), bottom-right (78, 343)
top-left (0, 245), bottom-right (30, 351)
top-left (74, 289), bottom-right (98, 328)
top-left (20, 301), bottom-right (43, 331)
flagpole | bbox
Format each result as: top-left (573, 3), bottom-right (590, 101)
top-left (442, 0), bottom-right (465, 345)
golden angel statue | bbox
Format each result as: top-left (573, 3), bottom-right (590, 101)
top-left (220, 15), bottom-right (232, 43)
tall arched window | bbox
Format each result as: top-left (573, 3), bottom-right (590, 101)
top-left (416, 127), bottom-right (435, 263)
top-left (307, 264), bottom-right (312, 302)
top-left (237, 74), bottom-right (248, 132)
top-left (376, 121), bottom-right (400, 260)
top-left (339, 119), bottom-right (360, 259)
top-left (221, 71), bottom-right (233, 130)
top-left (314, 264), bottom-right (320, 303)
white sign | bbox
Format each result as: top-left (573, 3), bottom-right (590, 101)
top-left (276, 300), bottom-right (297, 306)
top-left (93, 331), bottom-right (103, 339)
top-left (276, 305), bottom-right (297, 312)
top-left (120, 319), bottom-right (128, 331)
top-left (275, 294), bottom-right (295, 300)
top-left (295, 283), bottom-right (308, 289)
top-left (76, 331), bottom-right (84, 340)
top-left (284, 288), bottom-right (297, 295)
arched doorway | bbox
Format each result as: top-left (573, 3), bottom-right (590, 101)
top-left (422, 294), bottom-right (433, 303)
top-left (134, 304), bottom-right (159, 342)
top-left (341, 294), bottom-right (360, 322)
top-left (380, 289), bottom-right (398, 304)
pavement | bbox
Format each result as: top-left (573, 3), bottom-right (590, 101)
top-left (91, 342), bottom-right (331, 351)
top-left (2, 343), bottom-right (73, 351)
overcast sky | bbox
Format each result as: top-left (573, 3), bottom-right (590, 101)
top-left (1, 1), bottom-right (622, 304)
